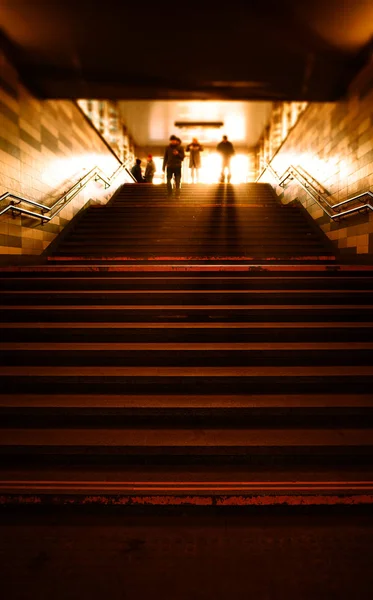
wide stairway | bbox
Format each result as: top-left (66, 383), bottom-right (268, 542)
top-left (1, 182), bottom-right (373, 505)
top-left (52, 183), bottom-right (335, 262)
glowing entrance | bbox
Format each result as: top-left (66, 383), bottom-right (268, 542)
top-left (152, 152), bottom-right (250, 185)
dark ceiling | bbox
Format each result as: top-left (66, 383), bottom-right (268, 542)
top-left (1, 0), bottom-right (372, 101)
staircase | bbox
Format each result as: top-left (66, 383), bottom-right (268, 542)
top-left (51, 183), bottom-right (335, 262)
top-left (1, 182), bottom-right (373, 506)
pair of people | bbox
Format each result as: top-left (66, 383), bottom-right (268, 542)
top-left (131, 155), bottom-right (156, 183)
top-left (185, 137), bottom-right (235, 183)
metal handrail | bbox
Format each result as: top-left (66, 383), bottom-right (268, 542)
top-left (260, 162), bottom-right (373, 221)
top-left (0, 162), bottom-right (135, 224)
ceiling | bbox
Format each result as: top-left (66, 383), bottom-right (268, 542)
top-left (119, 101), bottom-right (272, 148)
top-left (1, 0), bottom-right (372, 101)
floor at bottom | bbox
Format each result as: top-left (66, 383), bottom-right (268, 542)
top-left (0, 507), bottom-right (373, 600)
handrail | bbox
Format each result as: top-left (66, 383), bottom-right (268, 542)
top-left (0, 162), bottom-right (136, 224)
top-left (259, 162), bottom-right (373, 221)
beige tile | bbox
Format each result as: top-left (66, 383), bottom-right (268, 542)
top-left (29, 228), bottom-right (44, 240)
top-left (357, 139), bottom-right (373, 159)
top-left (0, 149), bottom-right (20, 170)
top-left (22, 236), bottom-right (43, 250)
top-left (0, 171), bottom-right (16, 189)
top-left (1, 128), bottom-right (20, 148)
top-left (0, 246), bottom-right (22, 255)
top-left (356, 233), bottom-right (369, 246)
top-left (0, 222), bottom-right (9, 235)
top-left (337, 227), bottom-right (348, 239)
top-left (26, 246), bottom-right (41, 255)
top-left (346, 236), bottom-right (357, 247)
top-left (42, 231), bottom-right (56, 242)
top-left (7, 223), bottom-right (22, 237)
top-left (19, 118), bottom-right (42, 142)
top-left (358, 118), bottom-right (371, 135)
top-left (1, 118), bottom-right (20, 137)
top-left (347, 225), bottom-right (359, 236)
top-left (354, 222), bottom-right (370, 235)
top-left (20, 90), bottom-right (41, 114)
top-left (0, 89), bottom-right (19, 114)
top-left (19, 139), bottom-right (40, 159)
top-left (40, 116), bottom-right (59, 139)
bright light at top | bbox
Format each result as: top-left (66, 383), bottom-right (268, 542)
top-left (196, 153), bottom-right (249, 184)
top-left (177, 127), bottom-right (222, 144)
top-left (151, 152), bottom-right (250, 185)
top-left (224, 114), bottom-right (246, 141)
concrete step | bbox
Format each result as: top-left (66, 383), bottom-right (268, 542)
top-left (0, 463), bottom-right (372, 505)
top-left (28, 267), bottom-right (350, 274)
top-left (68, 232), bottom-right (321, 239)
top-left (59, 242), bottom-right (328, 249)
top-left (1, 292), bottom-right (372, 308)
top-left (2, 342), bottom-right (373, 367)
top-left (1, 392), bottom-right (372, 409)
top-left (74, 226), bottom-right (315, 234)
top-left (2, 306), bottom-right (371, 323)
top-left (53, 252), bottom-right (335, 259)
top-left (1, 427), bottom-right (372, 458)
top-left (2, 322), bottom-right (373, 343)
top-left (2, 275), bottom-right (373, 290)
top-left (1, 365), bottom-right (373, 395)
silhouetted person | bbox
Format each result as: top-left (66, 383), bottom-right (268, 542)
top-left (186, 138), bottom-right (204, 183)
top-left (217, 135), bottom-right (235, 183)
top-left (145, 154), bottom-right (156, 183)
top-left (163, 135), bottom-right (185, 198)
top-left (131, 158), bottom-right (144, 183)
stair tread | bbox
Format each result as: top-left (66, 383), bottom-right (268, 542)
top-left (2, 321), bottom-right (373, 328)
top-left (1, 366), bottom-right (373, 376)
top-left (2, 289), bottom-right (371, 294)
top-left (1, 427), bottom-right (373, 446)
top-left (1, 394), bottom-right (372, 408)
top-left (2, 342), bottom-right (373, 350)
top-left (2, 304), bottom-right (371, 310)
top-left (1, 468), bottom-right (373, 496)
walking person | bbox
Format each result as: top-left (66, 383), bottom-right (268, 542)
top-left (145, 154), bottom-right (156, 183)
top-left (186, 138), bottom-right (204, 183)
top-left (217, 135), bottom-right (235, 183)
top-left (162, 135), bottom-right (185, 198)
top-left (131, 158), bottom-right (144, 183)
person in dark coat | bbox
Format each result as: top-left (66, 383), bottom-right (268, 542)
top-left (131, 158), bottom-right (144, 183)
top-left (217, 135), bottom-right (235, 183)
top-left (162, 135), bottom-right (185, 198)
top-left (145, 154), bottom-right (156, 183)
top-left (186, 138), bottom-right (204, 183)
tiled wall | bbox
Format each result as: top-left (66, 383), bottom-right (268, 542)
top-left (258, 61), bottom-right (373, 255)
top-left (0, 50), bottom-right (126, 256)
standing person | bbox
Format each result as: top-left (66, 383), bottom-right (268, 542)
top-left (162, 135), bottom-right (185, 198)
top-left (131, 158), bottom-right (144, 183)
top-left (145, 154), bottom-right (156, 183)
top-left (186, 138), bottom-right (204, 183)
top-left (217, 135), bottom-right (235, 183)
